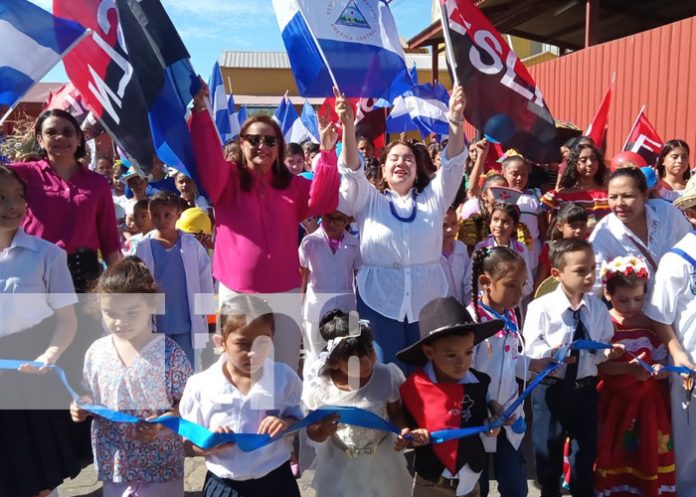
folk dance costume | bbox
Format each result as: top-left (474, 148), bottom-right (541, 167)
top-left (595, 320), bottom-right (675, 497)
top-left (644, 231), bottom-right (696, 497)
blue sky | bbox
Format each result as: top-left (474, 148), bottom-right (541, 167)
top-left (31, 0), bottom-right (431, 83)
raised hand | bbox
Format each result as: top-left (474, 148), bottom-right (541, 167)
top-left (319, 107), bottom-right (339, 151)
top-left (192, 77), bottom-right (210, 112)
top-left (333, 86), bottom-right (354, 126)
top-left (448, 85), bottom-right (466, 124)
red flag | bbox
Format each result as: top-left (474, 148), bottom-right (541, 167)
top-left (622, 109), bottom-right (663, 166)
top-left (44, 83), bottom-right (89, 123)
top-left (584, 81), bottom-right (613, 150)
top-left (440, 0), bottom-right (559, 163)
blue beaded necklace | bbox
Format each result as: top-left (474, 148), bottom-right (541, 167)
top-left (387, 189), bottom-right (418, 223)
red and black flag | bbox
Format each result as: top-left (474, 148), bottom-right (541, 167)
top-left (622, 108), bottom-right (663, 166)
top-left (439, 0), bottom-right (559, 163)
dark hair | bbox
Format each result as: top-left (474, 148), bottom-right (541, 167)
top-left (378, 140), bottom-right (432, 193)
top-left (318, 309), bottom-right (374, 371)
top-left (548, 202), bottom-right (588, 240)
top-left (0, 164), bottom-right (27, 190)
top-left (604, 270), bottom-right (649, 295)
top-left (237, 116), bottom-right (291, 192)
top-left (34, 109), bottom-right (86, 160)
top-left (608, 167), bottom-right (649, 195)
top-left (470, 246), bottom-right (525, 321)
top-left (357, 136), bottom-right (374, 149)
top-left (559, 143), bottom-right (606, 189)
top-left (490, 202), bottom-right (520, 226)
top-left (218, 295), bottom-right (275, 342)
top-left (286, 142), bottom-right (304, 157)
top-left (93, 256), bottom-right (158, 293)
top-left (223, 140), bottom-right (242, 164)
top-left (413, 142), bottom-right (437, 176)
top-left (655, 139), bottom-right (690, 180)
top-left (133, 199), bottom-right (150, 215)
top-left (477, 173), bottom-right (506, 211)
top-left (148, 190), bottom-right (181, 211)
top-left (303, 142), bottom-right (320, 156)
top-left (501, 155), bottom-right (526, 170)
top-left (550, 237), bottom-right (593, 270)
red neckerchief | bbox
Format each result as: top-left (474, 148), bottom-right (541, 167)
top-left (400, 368), bottom-right (469, 474)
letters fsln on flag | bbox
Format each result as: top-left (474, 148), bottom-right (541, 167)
top-left (440, 0), bottom-right (559, 163)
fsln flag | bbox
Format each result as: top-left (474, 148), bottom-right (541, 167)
top-left (208, 61), bottom-right (232, 143)
top-left (440, 0), bottom-right (559, 163)
top-left (114, 0), bottom-right (202, 188)
top-left (44, 83), bottom-right (89, 123)
top-left (355, 97), bottom-right (387, 150)
top-left (54, 0), bottom-right (156, 172)
top-left (584, 81), bottom-right (613, 151)
top-left (272, 0), bottom-right (407, 98)
top-left (301, 100), bottom-right (320, 144)
top-left (0, 0), bottom-right (87, 113)
top-left (273, 95), bottom-right (315, 144)
top-left (622, 108), bottom-right (663, 166)
top-left (228, 94), bottom-right (241, 139)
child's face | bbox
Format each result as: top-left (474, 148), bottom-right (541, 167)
top-left (604, 283), bottom-right (645, 320)
top-left (489, 209), bottom-right (515, 242)
top-left (331, 350), bottom-right (377, 382)
top-left (127, 175), bottom-right (148, 195)
top-left (175, 175), bottom-right (195, 196)
top-left (442, 210), bottom-right (458, 243)
top-left (558, 220), bottom-right (589, 240)
top-left (0, 175), bottom-right (27, 232)
top-left (133, 208), bottom-right (153, 234)
top-left (483, 179), bottom-right (507, 213)
top-left (285, 154), bottom-right (305, 175)
top-left (576, 148), bottom-right (599, 181)
top-left (552, 248), bottom-right (596, 295)
top-left (321, 211), bottom-right (350, 239)
top-left (125, 214), bottom-right (137, 234)
top-left (663, 147), bottom-right (689, 177)
top-left (422, 334), bottom-right (474, 383)
top-left (220, 320), bottom-right (274, 376)
top-left (149, 204), bottom-right (181, 233)
top-left (503, 160), bottom-right (528, 191)
top-left (483, 263), bottom-right (526, 310)
top-left (100, 294), bottom-right (155, 341)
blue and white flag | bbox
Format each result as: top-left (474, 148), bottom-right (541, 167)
top-left (300, 100), bottom-right (320, 143)
top-left (388, 81), bottom-right (450, 139)
top-left (272, 0), bottom-right (407, 98)
top-left (0, 0), bottom-right (87, 112)
top-left (238, 104), bottom-right (248, 128)
top-left (228, 93), bottom-right (241, 139)
top-left (273, 96), bottom-right (315, 144)
top-left (208, 61), bottom-right (233, 143)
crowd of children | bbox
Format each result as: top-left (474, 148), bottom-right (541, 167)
top-left (2, 88), bottom-right (696, 497)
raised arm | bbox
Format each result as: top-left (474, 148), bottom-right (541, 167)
top-left (190, 80), bottom-right (235, 204)
top-left (466, 139), bottom-right (489, 199)
top-left (444, 85), bottom-right (466, 160)
top-left (335, 87), bottom-right (359, 171)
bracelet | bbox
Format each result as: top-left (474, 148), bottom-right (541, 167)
top-left (448, 115), bottom-right (464, 125)
top-left (192, 106), bottom-right (206, 113)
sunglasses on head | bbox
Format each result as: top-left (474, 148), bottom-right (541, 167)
top-left (243, 134), bottom-right (278, 147)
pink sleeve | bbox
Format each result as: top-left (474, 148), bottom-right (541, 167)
top-left (97, 183), bottom-right (121, 256)
top-left (190, 111), bottom-right (235, 204)
top-left (300, 150), bottom-right (339, 220)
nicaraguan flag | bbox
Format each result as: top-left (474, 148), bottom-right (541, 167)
top-left (301, 100), bottom-right (320, 143)
top-left (208, 61), bottom-right (233, 143)
top-left (386, 94), bottom-right (418, 134)
top-left (273, 96), bottom-right (315, 144)
top-left (404, 82), bottom-right (451, 138)
top-left (228, 93), bottom-right (241, 139)
top-left (0, 0), bottom-right (86, 109)
top-left (238, 104), bottom-right (248, 128)
top-left (272, 0), bottom-right (407, 98)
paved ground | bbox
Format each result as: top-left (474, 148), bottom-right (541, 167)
top-left (59, 458), bottom-right (541, 496)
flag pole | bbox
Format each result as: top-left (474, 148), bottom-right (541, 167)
top-left (438, 1), bottom-right (460, 87)
top-left (622, 104), bottom-right (645, 151)
top-left (0, 28), bottom-right (91, 126)
top-left (293, 1), bottom-right (341, 93)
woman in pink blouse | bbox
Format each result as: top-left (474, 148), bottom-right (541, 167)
top-left (190, 83), bottom-right (340, 367)
top-left (11, 109), bottom-right (121, 292)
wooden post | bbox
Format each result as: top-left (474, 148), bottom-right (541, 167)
top-left (431, 44), bottom-right (439, 84)
top-left (585, 0), bottom-right (599, 47)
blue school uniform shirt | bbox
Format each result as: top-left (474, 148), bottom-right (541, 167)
top-left (151, 236), bottom-right (191, 335)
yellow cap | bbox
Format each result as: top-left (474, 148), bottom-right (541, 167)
top-left (176, 207), bottom-right (212, 235)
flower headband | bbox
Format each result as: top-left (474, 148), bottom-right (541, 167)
top-left (308, 318), bottom-right (371, 378)
top-left (600, 256), bottom-right (650, 285)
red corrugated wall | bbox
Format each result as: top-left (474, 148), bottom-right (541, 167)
top-left (527, 16), bottom-right (696, 158)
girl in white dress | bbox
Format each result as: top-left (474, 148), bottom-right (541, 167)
top-left (303, 310), bottom-right (412, 497)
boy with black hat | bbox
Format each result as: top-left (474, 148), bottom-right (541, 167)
top-left (396, 296), bottom-right (505, 497)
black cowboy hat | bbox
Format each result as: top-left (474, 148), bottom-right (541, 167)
top-left (396, 297), bottom-right (504, 366)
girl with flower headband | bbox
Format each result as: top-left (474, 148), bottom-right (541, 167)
top-left (595, 256), bottom-right (675, 497)
top-left (302, 310), bottom-right (414, 497)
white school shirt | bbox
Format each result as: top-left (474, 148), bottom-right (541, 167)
top-left (0, 228), bottom-right (77, 337)
top-left (644, 232), bottom-right (696, 358)
top-left (423, 361), bottom-right (488, 496)
top-left (178, 355), bottom-right (304, 480)
top-left (517, 189), bottom-right (543, 270)
top-left (440, 240), bottom-right (470, 304)
top-left (338, 147), bottom-right (467, 322)
top-left (298, 227), bottom-right (362, 322)
top-left (522, 285), bottom-right (613, 379)
top-left (588, 199), bottom-right (692, 295)
top-left (135, 231), bottom-right (215, 347)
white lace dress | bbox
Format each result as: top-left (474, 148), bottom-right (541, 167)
top-left (302, 362), bottom-right (412, 497)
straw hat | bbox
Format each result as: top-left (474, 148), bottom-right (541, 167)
top-left (674, 175), bottom-right (696, 211)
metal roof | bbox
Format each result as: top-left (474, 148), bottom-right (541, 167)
top-left (220, 51), bottom-right (447, 71)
